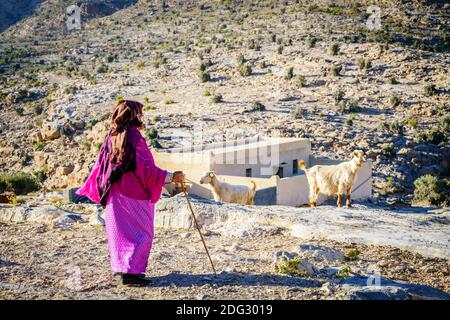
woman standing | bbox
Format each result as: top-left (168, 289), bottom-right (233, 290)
top-left (77, 100), bottom-right (184, 287)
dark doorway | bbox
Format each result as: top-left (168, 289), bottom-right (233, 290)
top-left (276, 167), bottom-right (284, 178)
top-left (293, 159), bottom-right (298, 175)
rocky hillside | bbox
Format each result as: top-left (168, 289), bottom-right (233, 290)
top-left (0, 0), bottom-right (449, 206)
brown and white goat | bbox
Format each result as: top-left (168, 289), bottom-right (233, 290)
top-left (199, 171), bottom-right (256, 205)
top-left (299, 150), bottom-right (365, 207)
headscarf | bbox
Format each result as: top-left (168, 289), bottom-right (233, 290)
top-left (96, 100), bottom-right (144, 207)
top-left (110, 100), bottom-right (144, 163)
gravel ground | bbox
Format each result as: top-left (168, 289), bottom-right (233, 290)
top-left (0, 221), bottom-right (448, 300)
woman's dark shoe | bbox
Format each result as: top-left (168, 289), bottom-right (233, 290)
top-left (120, 273), bottom-right (152, 287)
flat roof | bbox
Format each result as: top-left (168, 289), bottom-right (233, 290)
top-left (156, 136), bottom-right (310, 154)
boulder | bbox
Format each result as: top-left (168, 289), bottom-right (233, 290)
top-left (31, 131), bottom-right (43, 143)
top-left (41, 124), bottom-right (61, 140)
top-left (56, 165), bottom-right (75, 176)
top-left (298, 244), bottom-right (346, 264)
top-left (348, 286), bottom-right (410, 300)
top-left (341, 276), bottom-right (450, 300)
top-left (0, 204), bottom-right (83, 227)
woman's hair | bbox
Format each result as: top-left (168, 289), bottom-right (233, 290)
top-left (110, 100), bottom-right (144, 163)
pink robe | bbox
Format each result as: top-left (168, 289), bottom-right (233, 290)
top-left (77, 130), bottom-right (167, 274)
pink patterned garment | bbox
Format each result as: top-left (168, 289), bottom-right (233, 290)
top-left (105, 184), bottom-right (155, 274)
top-left (76, 128), bottom-right (167, 274)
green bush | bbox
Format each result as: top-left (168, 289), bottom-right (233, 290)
top-left (330, 64), bottom-right (342, 76)
top-left (415, 129), bottom-right (446, 146)
top-left (277, 45), bottom-right (284, 54)
top-left (388, 77), bottom-right (399, 85)
top-left (333, 90), bottom-right (345, 103)
top-left (381, 143), bottom-right (395, 157)
top-left (0, 178), bottom-right (8, 194)
top-left (285, 66), bottom-right (294, 80)
top-left (236, 54), bottom-right (246, 65)
top-left (96, 64), bottom-right (108, 73)
top-left (199, 71), bottom-right (211, 83)
top-left (440, 115), bottom-right (450, 132)
top-left (146, 127), bottom-right (158, 140)
top-left (336, 266), bottom-right (352, 279)
top-left (346, 249), bottom-right (361, 261)
top-left (307, 36), bottom-right (317, 48)
top-left (295, 75), bottom-right (307, 87)
top-left (389, 95), bottom-right (401, 107)
top-left (251, 101), bottom-right (266, 111)
top-left (423, 84), bottom-right (437, 96)
top-left (212, 94), bottom-right (223, 103)
top-left (406, 118), bottom-right (418, 128)
top-left (338, 99), bottom-right (358, 113)
top-left (275, 256), bottom-right (306, 276)
top-left (357, 58), bottom-right (365, 70)
top-left (382, 121), bottom-right (404, 135)
top-left (149, 139), bottom-right (162, 149)
top-left (329, 42), bottom-right (340, 55)
top-left (239, 64), bottom-right (252, 77)
top-left (0, 172), bottom-right (40, 195)
top-left (15, 107), bottom-right (24, 116)
top-left (413, 175), bottom-right (449, 207)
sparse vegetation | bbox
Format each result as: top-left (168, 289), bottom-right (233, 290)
top-left (251, 101), bottom-right (266, 112)
top-left (0, 172), bottom-right (40, 195)
top-left (239, 64), bottom-right (252, 77)
top-left (291, 106), bottom-right (307, 119)
top-left (406, 118), bottom-right (418, 128)
top-left (381, 143), bottom-right (395, 157)
top-left (199, 71), bottom-right (211, 82)
top-left (382, 121), bottom-right (404, 135)
top-left (346, 249), bottom-right (361, 261)
top-left (145, 127), bottom-right (158, 140)
top-left (390, 95), bottom-right (401, 107)
top-left (424, 84), bottom-right (437, 96)
top-left (275, 256), bottom-right (306, 276)
top-left (413, 175), bottom-right (449, 207)
top-left (330, 64), bottom-right (342, 76)
top-left (295, 75), bottom-right (307, 87)
top-left (136, 61), bottom-right (145, 70)
top-left (329, 43), bottom-right (340, 55)
top-left (285, 67), bottom-right (294, 80)
top-left (212, 94), bottom-right (223, 103)
top-left (307, 36), bottom-right (317, 48)
top-left (336, 266), bottom-right (352, 279)
top-left (415, 128), bottom-right (446, 146)
top-left (388, 77), bottom-right (399, 85)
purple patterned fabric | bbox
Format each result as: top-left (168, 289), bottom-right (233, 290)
top-left (77, 127), bottom-right (167, 203)
top-left (105, 184), bottom-right (155, 274)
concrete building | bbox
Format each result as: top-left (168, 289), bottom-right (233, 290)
top-left (153, 136), bottom-right (372, 206)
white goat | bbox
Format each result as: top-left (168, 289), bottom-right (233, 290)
top-left (299, 150), bottom-right (365, 207)
top-left (199, 171), bottom-right (256, 205)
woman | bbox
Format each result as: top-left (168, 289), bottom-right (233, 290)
top-left (76, 100), bottom-right (184, 287)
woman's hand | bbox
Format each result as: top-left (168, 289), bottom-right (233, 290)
top-left (171, 171), bottom-right (185, 184)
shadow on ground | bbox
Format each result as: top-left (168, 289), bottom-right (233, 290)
top-left (150, 272), bottom-right (322, 288)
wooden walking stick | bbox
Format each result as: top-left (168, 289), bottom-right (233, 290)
top-left (181, 181), bottom-right (217, 276)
